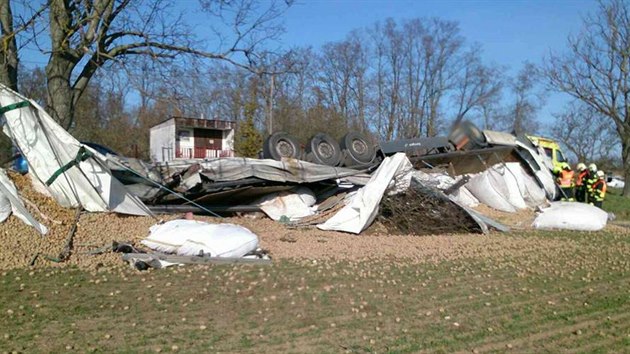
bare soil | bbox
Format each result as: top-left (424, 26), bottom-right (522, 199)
top-left (0, 171), bottom-right (619, 271)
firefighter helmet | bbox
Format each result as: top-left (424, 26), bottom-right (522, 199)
top-left (576, 163), bottom-right (586, 171)
top-left (596, 170), bottom-right (605, 179)
top-left (588, 163), bottom-right (597, 171)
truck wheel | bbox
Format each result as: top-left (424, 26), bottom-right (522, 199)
top-left (340, 132), bottom-right (375, 166)
top-left (262, 132), bottom-right (301, 160)
top-left (306, 133), bottom-right (342, 166)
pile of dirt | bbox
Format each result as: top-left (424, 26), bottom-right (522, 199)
top-left (376, 185), bottom-right (481, 235)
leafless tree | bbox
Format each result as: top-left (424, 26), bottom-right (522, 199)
top-left (0, 1), bottom-right (46, 90)
top-left (544, 0), bottom-right (630, 196)
top-left (505, 62), bottom-right (543, 135)
top-left (0, 0), bottom-right (291, 130)
top-left (551, 100), bottom-right (619, 163)
top-left (452, 47), bottom-right (504, 127)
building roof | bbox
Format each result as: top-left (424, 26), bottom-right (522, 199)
top-left (150, 116), bottom-right (236, 130)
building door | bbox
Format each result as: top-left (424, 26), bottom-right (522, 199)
top-left (194, 129), bottom-right (223, 158)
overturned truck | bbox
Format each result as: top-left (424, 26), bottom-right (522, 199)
top-left (0, 81), bottom-right (567, 237)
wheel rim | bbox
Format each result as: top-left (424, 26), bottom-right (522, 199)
top-left (351, 138), bottom-right (368, 156)
top-left (317, 141), bottom-right (334, 159)
top-left (276, 140), bottom-right (294, 157)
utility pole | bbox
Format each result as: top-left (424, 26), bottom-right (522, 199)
top-left (267, 73), bottom-right (275, 135)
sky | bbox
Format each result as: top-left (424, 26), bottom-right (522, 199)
top-left (18, 0), bottom-right (600, 126)
top-left (279, 0), bottom-right (599, 125)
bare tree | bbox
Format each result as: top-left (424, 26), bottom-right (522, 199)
top-left (452, 47), bottom-right (504, 126)
top-left (545, 0), bottom-right (630, 196)
top-left (506, 62), bottom-right (543, 135)
top-left (551, 101), bottom-right (618, 163)
top-left (0, 1), bottom-right (46, 90)
top-left (0, 0), bottom-right (291, 129)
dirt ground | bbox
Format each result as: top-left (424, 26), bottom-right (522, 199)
top-left (0, 171), bottom-right (622, 271)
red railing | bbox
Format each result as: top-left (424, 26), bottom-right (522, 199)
top-left (176, 148), bottom-right (234, 159)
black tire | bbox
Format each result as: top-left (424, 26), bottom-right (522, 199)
top-left (339, 132), bottom-right (376, 166)
top-left (262, 132), bottom-right (301, 160)
top-left (305, 133), bottom-right (342, 166)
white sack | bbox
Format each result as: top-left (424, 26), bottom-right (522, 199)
top-left (256, 187), bottom-right (316, 221)
top-left (317, 153), bottom-right (412, 234)
top-left (532, 202), bottom-right (607, 231)
top-left (466, 169), bottom-right (516, 213)
top-left (519, 169), bottom-right (548, 208)
top-left (449, 186), bottom-right (479, 208)
top-left (142, 220), bottom-right (259, 257)
top-left (0, 169), bottom-right (47, 234)
top-left (501, 163), bottom-right (528, 210)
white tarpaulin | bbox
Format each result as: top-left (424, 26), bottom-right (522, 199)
top-left (0, 169), bottom-right (47, 234)
top-left (317, 153), bottom-right (413, 234)
top-left (0, 84), bottom-right (151, 216)
top-left (532, 202), bottom-right (608, 231)
top-left (142, 220), bottom-right (259, 257)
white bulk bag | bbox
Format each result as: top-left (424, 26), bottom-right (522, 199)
top-left (532, 202), bottom-right (608, 231)
top-left (449, 186), bottom-right (479, 208)
top-left (500, 163), bottom-right (528, 210)
top-left (142, 220), bottom-right (259, 257)
top-left (466, 169), bottom-right (516, 213)
top-left (519, 169), bottom-right (548, 208)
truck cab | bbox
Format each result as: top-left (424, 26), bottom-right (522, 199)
top-left (527, 136), bottom-right (567, 171)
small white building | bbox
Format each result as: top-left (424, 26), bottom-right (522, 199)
top-left (149, 116), bottom-right (235, 163)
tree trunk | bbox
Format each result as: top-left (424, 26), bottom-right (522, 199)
top-left (46, 0), bottom-right (77, 129)
top-left (0, 0), bottom-right (18, 90)
top-left (45, 55), bottom-right (75, 129)
top-left (622, 135), bottom-right (630, 197)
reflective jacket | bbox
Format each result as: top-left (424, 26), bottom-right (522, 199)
top-left (586, 171), bottom-right (598, 193)
top-left (591, 179), bottom-right (607, 202)
top-left (558, 170), bottom-right (574, 188)
top-left (576, 170), bottom-right (588, 187)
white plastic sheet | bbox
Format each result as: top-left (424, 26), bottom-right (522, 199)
top-left (0, 169), bottom-right (47, 234)
top-left (0, 84), bottom-right (151, 216)
top-left (142, 220), bottom-right (259, 257)
top-left (532, 202), bottom-right (608, 231)
top-left (317, 153), bottom-right (412, 234)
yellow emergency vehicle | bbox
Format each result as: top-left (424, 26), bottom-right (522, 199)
top-left (527, 136), bottom-right (567, 171)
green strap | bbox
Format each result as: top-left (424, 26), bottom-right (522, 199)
top-left (46, 147), bottom-right (94, 186)
top-left (0, 101), bottom-right (29, 114)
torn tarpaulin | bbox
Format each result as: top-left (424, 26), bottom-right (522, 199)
top-left (317, 153), bottom-right (413, 234)
top-left (0, 84), bottom-right (152, 216)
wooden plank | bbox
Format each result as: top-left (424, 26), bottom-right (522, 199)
top-left (121, 253), bottom-right (272, 265)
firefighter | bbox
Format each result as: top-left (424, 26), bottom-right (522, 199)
top-left (590, 170), bottom-right (607, 208)
top-left (557, 162), bottom-right (574, 201)
top-left (585, 163), bottom-right (598, 203)
top-left (574, 162), bottom-right (588, 202)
